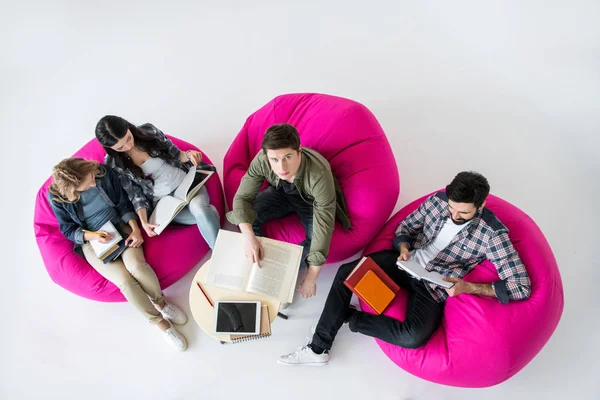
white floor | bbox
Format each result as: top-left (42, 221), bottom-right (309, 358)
top-left (2, 1), bottom-right (599, 399)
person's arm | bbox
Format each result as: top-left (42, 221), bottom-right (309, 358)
top-left (392, 195), bottom-right (434, 251)
top-left (303, 172), bottom-right (336, 269)
top-left (226, 153), bottom-right (268, 265)
top-left (136, 207), bottom-right (158, 237)
top-left (226, 153), bottom-right (267, 226)
top-left (105, 167), bottom-right (136, 224)
top-left (444, 231), bottom-right (531, 303)
top-left (298, 171), bottom-right (336, 298)
top-left (138, 123), bottom-right (181, 159)
top-left (125, 218), bottom-right (144, 248)
top-left (106, 156), bottom-right (151, 214)
top-left (48, 195), bottom-right (86, 245)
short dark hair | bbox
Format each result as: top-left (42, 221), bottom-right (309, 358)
top-left (261, 123), bottom-right (301, 153)
top-left (445, 171), bottom-right (490, 208)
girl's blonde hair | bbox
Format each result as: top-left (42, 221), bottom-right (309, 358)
top-left (49, 158), bottom-right (105, 203)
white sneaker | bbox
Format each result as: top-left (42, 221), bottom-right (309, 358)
top-left (277, 344), bottom-right (330, 366)
top-left (162, 320), bottom-right (188, 351)
top-left (159, 302), bottom-right (188, 325)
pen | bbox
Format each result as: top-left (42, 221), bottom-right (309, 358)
top-left (196, 282), bottom-right (214, 308)
top-left (83, 229), bottom-right (109, 238)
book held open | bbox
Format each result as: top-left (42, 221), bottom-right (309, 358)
top-left (149, 166), bottom-right (214, 235)
top-left (205, 230), bottom-right (303, 303)
top-left (396, 259), bottom-right (454, 288)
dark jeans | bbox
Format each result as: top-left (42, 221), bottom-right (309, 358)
top-left (252, 186), bottom-right (313, 269)
top-left (312, 249), bottom-right (444, 350)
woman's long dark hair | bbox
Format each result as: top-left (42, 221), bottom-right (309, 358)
top-left (95, 115), bottom-right (176, 180)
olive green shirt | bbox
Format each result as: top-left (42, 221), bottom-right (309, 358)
top-left (226, 147), bottom-right (351, 267)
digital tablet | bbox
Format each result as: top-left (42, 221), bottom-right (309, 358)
top-left (213, 301), bottom-right (262, 335)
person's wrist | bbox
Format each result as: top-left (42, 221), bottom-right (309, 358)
top-left (465, 282), bottom-right (475, 294)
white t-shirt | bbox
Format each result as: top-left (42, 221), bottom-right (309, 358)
top-left (140, 157), bottom-right (187, 201)
top-left (411, 217), bottom-right (472, 268)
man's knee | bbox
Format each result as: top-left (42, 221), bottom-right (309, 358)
top-left (390, 325), bottom-right (436, 349)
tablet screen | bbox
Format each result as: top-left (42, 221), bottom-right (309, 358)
top-left (215, 302), bottom-right (259, 334)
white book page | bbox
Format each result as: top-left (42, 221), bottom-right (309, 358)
top-left (396, 260), bottom-right (453, 288)
top-left (184, 170), bottom-right (213, 202)
top-left (205, 230), bottom-right (252, 291)
top-left (173, 166), bottom-right (197, 201)
top-left (149, 196), bottom-right (186, 235)
top-left (89, 221), bottom-right (122, 258)
top-left (246, 237), bottom-right (303, 302)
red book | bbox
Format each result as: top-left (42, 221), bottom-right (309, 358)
top-left (344, 257), bottom-right (400, 315)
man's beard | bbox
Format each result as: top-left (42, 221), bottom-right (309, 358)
top-left (451, 215), bottom-right (476, 225)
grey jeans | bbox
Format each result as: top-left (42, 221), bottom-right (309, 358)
top-left (172, 186), bottom-right (220, 249)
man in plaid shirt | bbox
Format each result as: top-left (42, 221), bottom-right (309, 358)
top-left (278, 171), bottom-right (531, 366)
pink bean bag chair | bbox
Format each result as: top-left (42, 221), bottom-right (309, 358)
top-left (361, 192), bottom-right (564, 387)
top-left (34, 136), bottom-right (225, 302)
top-left (224, 93), bottom-right (399, 262)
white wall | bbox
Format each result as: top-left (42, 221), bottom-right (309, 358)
top-left (1, 1), bottom-right (599, 399)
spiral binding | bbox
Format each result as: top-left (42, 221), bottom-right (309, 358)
top-left (230, 332), bottom-right (271, 344)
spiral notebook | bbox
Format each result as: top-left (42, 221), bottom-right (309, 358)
top-left (226, 305), bottom-right (271, 344)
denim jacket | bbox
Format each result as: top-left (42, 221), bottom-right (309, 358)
top-left (104, 123), bottom-right (216, 214)
top-left (48, 166), bottom-right (137, 255)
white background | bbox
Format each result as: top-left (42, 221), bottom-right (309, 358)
top-left (1, 1), bottom-right (598, 399)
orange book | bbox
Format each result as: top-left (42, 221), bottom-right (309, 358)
top-left (353, 270), bottom-right (396, 315)
top-left (344, 257), bottom-right (399, 315)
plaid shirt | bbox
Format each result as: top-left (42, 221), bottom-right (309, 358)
top-left (393, 192), bottom-right (531, 304)
top-left (105, 123), bottom-right (215, 213)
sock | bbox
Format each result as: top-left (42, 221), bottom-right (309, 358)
top-left (308, 343), bottom-right (326, 354)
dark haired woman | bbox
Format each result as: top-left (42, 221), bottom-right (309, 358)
top-left (95, 115), bottom-right (220, 249)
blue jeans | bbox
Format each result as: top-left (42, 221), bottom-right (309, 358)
top-left (172, 187), bottom-right (220, 249)
top-left (251, 186), bottom-right (313, 269)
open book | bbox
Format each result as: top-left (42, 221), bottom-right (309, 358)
top-left (205, 230), bottom-right (303, 303)
top-left (396, 260), bottom-right (454, 288)
top-left (88, 220), bottom-right (125, 262)
top-left (149, 166), bottom-right (214, 235)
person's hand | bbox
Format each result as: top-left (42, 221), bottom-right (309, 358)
top-left (185, 150), bottom-right (203, 166)
top-left (141, 222), bottom-right (159, 237)
top-left (126, 228), bottom-right (144, 248)
top-left (443, 277), bottom-right (471, 297)
top-left (397, 244), bottom-right (411, 262)
top-left (298, 278), bottom-right (317, 299)
top-left (243, 234), bottom-right (264, 267)
top-left (90, 231), bottom-right (111, 243)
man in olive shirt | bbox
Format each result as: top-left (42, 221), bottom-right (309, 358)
top-left (226, 123), bottom-right (351, 298)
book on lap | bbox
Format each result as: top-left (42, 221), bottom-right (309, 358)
top-left (149, 166), bottom-right (214, 235)
top-left (344, 257), bottom-right (400, 315)
top-left (88, 220), bottom-right (125, 262)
